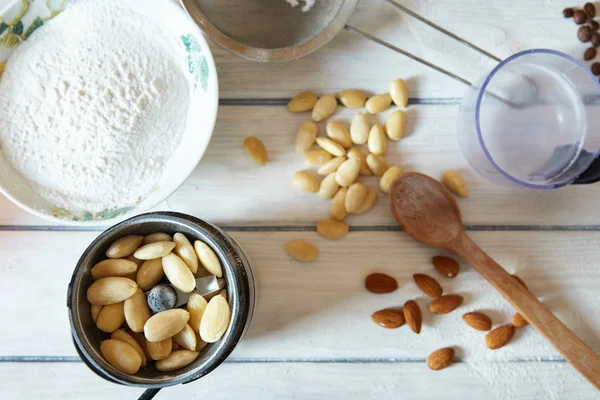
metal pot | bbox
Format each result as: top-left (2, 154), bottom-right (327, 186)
top-left (67, 212), bottom-right (255, 399)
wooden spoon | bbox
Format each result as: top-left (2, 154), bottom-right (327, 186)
top-left (389, 172), bottom-right (600, 389)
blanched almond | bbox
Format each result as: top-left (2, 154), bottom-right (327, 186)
top-left (368, 123), bottom-right (387, 155)
top-left (390, 78), bottom-right (408, 108)
top-left (156, 350), bottom-right (199, 372)
top-left (162, 253), bottom-right (196, 293)
top-left (365, 93), bottom-right (392, 114)
top-left (136, 258), bottom-right (164, 291)
top-left (285, 240), bottom-right (319, 262)
top-left (386, 110), bottom-right (406, 141)
top-left (87, 277), bottom-right (138, 306)
top-left (133, 241), bottom-right (176, 260)
top-left (96, 302), bottom-right (125, 333)
top-left (317, 219), bottom-right (349, 240)
top-left (173, 324), bottom-right (197, 351)
top-left (326, 120), bottom-right (353, 148)
top-left (442, 170), bottom-right (468, 197)
top-left (288, 91), bottom-right (318, 112)
top-left (350, 113), bottom-right (370, 145)
top-left (335, 158), bottom-right (361, 187)
top-left (91, 304), bottom-right (102, 323)
top-left (351, 189), bottom-right (377, 215)
top-left (346, 147), bottom-right (371, 176)
top-left (379, 165), bottom-right (403, 194)
top-left (143, 233), bottom-right (173, 245)
top-left (187, 294), bottom-right (208, 333)
top-left (100, 339), bottom-right (142, 374)
top-left (146, 337), bottom-right (172, 360)
top-left (295, 121), bottom-right (318, 153)
top-left (292, 170), bottom-right (320, 193)
top-left (194, 241), bottom-right (223, 278)
top-left (144, 309), bottom-right (190, 342)
top-left (345, 182), bottom-right (368, 214)
top-left (312, 95), bottom-right (337, 122)
top-left (200, 295), bottom-right (231, 343)
top-left (124, 288), bottom-right (151, 333)
top-left (319, 173), bottom-right (340, 199)
top-left (318, 156), bottom-right (346, 175)
top-left (366, 153), bottom-right (388, 176)
top-left (130, 332), bottom-right (151, 360)
top-left (304, 148), bottom-right (333, 166)
top-left (173, 233), bottom-right (199, 274)
top-left (338, 89), bottom-right (366, 108)
top-left (316, 137), bottom-right (346, 157)
top-left (91, 259), bottom-right (138, 280)
top-left (106, 235), bottom-right (144, 259)
top-left (196, 333), bottom-right (208, 351)
top-left (111, 329), bottom-right (147, 366)
top-left (330, 187), bottom-right (348, 220)
top-left (125, 255), bottom-right (143, 267)
top-left (243, 136), bottom-right (268, 165)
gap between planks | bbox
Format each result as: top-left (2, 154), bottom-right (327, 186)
top-left (218, 98), bottom-right (462, 106)
top-left (0, 356), bottom-right (565, 364)
top-left (1, 225), bottom-right (600, 232)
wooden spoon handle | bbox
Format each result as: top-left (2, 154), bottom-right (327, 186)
top-left (455, 233), bottom-right (600, 390)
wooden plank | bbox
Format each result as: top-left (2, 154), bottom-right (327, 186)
top-left (2, 105), bottom-right (600, 227)
top-left (1, 230), bottom-right (598, 361)
top-left (0, 361), bottom-right (596, 399)
top-left (207, 0), bottom-right (583, 98)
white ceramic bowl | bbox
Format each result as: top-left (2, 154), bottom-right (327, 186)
top-left (0, 0), bottom-right (218, 225)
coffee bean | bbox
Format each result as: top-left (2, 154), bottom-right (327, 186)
top-left (593, 32), bottom-right (600, 46)
top-left (564, 7), bottom-right (575, 18)
top-left (585, 3), bottom-right (596, 17)
top-left (592, 62), bottom-right (600, 75)
top-left (590, 20), bottom-right (600, 31)
top-left (579, 26), bottom-right (593, 42)
top-left (585, 47), bottom-right (597, 60)
top-left (574, 10), bottom-right (588, 24)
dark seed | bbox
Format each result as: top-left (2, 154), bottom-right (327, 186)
top-left (574, 10), bottom-right (588, 24)
top-left (585, 47), bottom-right (597, 60)
top-left (592, 62), bottom-right (600, 75)
top-left (593, 32), bottom-right (600, 46)
top-left (563, 7), bottom-right (575, 18)
top-left (579, 26), bottom-right (593, 42)
top-left (585, 2), bottom-right (596, 17)
top-left (590, 20), bottom-right (600, 30)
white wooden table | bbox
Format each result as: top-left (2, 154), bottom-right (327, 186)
top-left (2, 0), bottom-right (600, 398)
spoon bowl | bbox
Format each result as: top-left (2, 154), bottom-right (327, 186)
top-left (389, 173), bottom-right (463, 249)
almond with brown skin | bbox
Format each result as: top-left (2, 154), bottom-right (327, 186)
top-left (427, 347), bottom-right (455, 371)
top-left (512, 313), bottom-right (528, 328)
top-left (429, 295), bottom-right (463, 315)
top-left (432, 256), bottom-right (460, 278)
top-left (365, 273), bottom-right (398, 294)
top-left (413, 273), bottom-right (443, 298)
top-left (485, 324), bottom-right (515, 349)
top-left (371, 308), bottom-right (405, 329)
top-left (462, 312), bottom-right (492, 331)
top-left (403, 300), bottom-right (422, 334)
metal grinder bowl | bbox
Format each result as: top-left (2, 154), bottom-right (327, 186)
top-left (180, 0), bottom-right (359, 62)
top-left (67, 212), bottom-right (255, 389)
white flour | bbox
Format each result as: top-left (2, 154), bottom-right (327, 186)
top-left (0, 0), bottom-right (189, 213)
